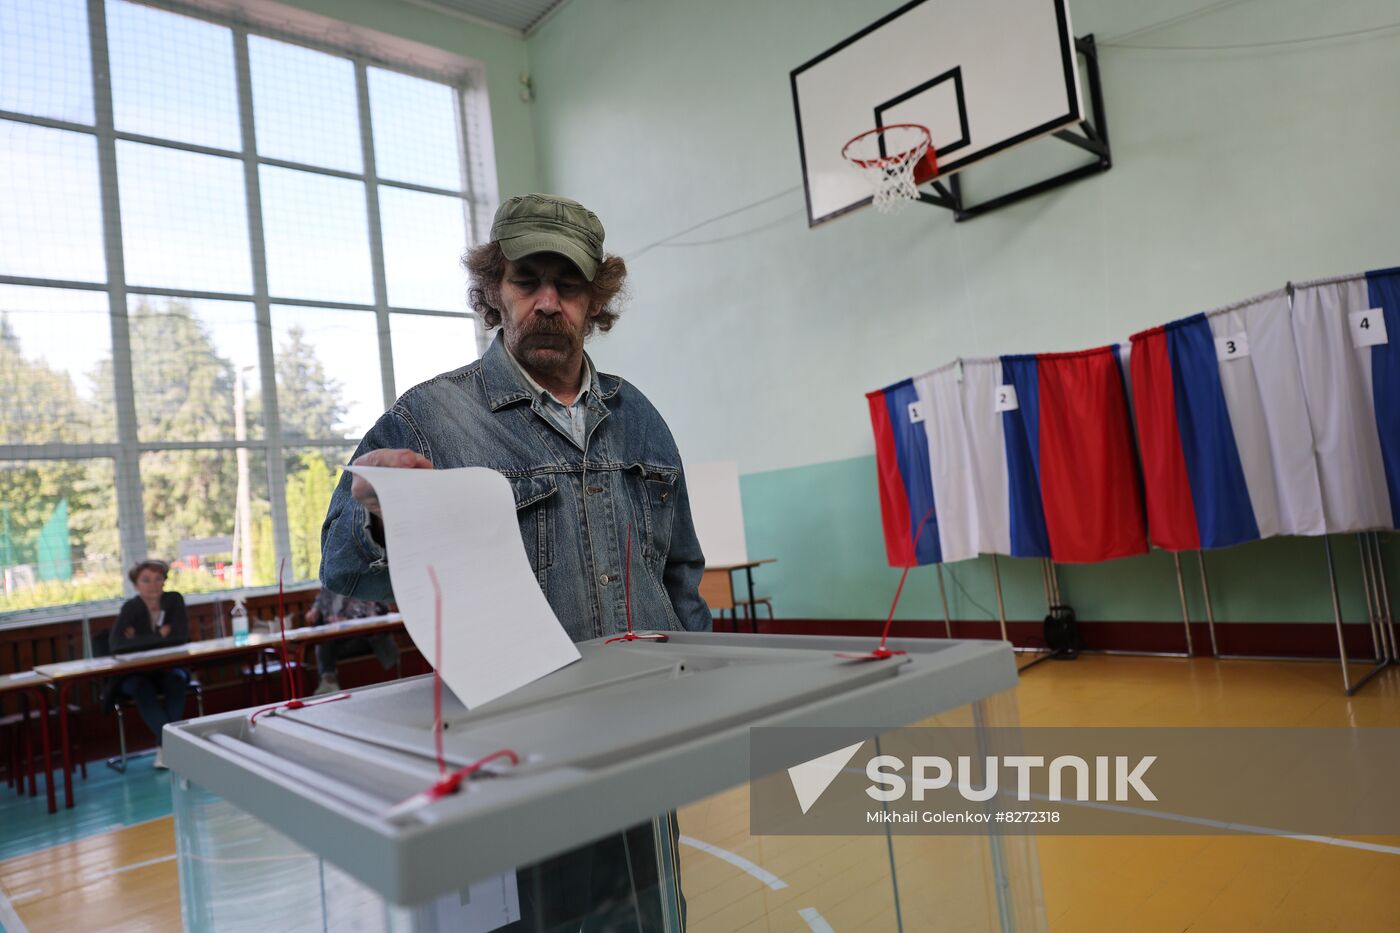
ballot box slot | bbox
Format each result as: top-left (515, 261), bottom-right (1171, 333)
top-left (207, 732), bottom-right (400, 814)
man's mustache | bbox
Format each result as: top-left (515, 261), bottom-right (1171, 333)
top-left (521, 317), bottom-right (575, 339)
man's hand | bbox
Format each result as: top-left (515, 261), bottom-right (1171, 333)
top-left (123, 626), bottom-right (135, 638)
top-left (158, 625), bottom-right (171, 638)
top-left (351, 448), bottom-right (433, 516)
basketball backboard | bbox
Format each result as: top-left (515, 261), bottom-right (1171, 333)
top-left (791, 0), bottom-right (1087, 226)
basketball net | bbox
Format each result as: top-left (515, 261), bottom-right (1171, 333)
top-left (841, 124), bottom-right (936, 214)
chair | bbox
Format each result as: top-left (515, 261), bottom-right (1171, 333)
top-left (245, 647), bottom-right (305, 704)
top-left (700, 569), bottom-right (736, 626)
top-left (699, 569), bottom-right (772, 634)
top-left (735, 596), bottom-right (775, 625)
top-left (92, 630), bottom-right (204, 773)
top-left (2, 691), bottom-right (85, 798)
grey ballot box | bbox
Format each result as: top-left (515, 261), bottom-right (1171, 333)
top-left (167, 632), bottom-right (1044, 931)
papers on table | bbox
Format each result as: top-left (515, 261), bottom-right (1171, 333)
top-left (346, 466), bottom-right (580, 709)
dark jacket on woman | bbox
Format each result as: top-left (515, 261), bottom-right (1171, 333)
top-left (110, 591), bottom-right (190, 654)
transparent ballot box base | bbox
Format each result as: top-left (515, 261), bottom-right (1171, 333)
top-left (173, 691), bottom-right (1043, 931)
top-left (173, 778), bottom-right (683, 933)
top-left (166, 634), bottom-right (1044, 931)
top-left (674, 689), bottom-right (1045, 932)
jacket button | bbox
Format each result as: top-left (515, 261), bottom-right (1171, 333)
top-left (599, 573), bottom-right (610, 584)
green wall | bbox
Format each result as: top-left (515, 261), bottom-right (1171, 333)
top-left (742, 456), bottom-right (1398, 630)
top-left (522, 0), bottom-right (1400, 629)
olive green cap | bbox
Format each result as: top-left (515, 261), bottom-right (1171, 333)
top-left (489, 193), bottom-right (605, 281)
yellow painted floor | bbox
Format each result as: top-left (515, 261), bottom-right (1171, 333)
top-left (2, 655), bottom-right (1397, 931)
top-left (0, 817), bottom-right (178, 932)
top-left (1022, 655), bottom-right (1400, 933)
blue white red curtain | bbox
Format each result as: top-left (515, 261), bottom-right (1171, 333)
top-left (867, 266), bottom-right (1400, 568)
top-left (870, 349), bottom-right (1148, 566)
top-left (1009, 347), bottom-right (1148, 563)
top-left (866, 380), bottom-right (940, 567)
top-left (1291, 269), bottom-right (1400, 532)
top-left (1129, 290), bottom-right (1325, 550)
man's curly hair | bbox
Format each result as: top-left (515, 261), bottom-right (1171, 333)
top-left (462, 241), bottom-right (628, 336)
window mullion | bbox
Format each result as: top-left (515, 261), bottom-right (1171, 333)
top-left (232, 27), bottom-right (292, 581)
top-left (452, 84), bottom-right (487, 358)
top-left (354, 62), bottom-right (397, 409)
top-left (86, 0), bottom-right (145, 591)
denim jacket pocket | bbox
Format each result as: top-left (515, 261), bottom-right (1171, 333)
top-left (508, 473), bottom-right (557, 577)
top-left (626, 463), bottom-right (678, 563)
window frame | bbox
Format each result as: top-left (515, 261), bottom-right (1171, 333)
top-left (0, 0), bottom-right (492, 613)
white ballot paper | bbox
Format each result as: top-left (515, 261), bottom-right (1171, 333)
top-left (346, 466), bottom-right (580, 708)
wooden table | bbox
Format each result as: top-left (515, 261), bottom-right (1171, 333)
top-left (0, 670), bottom-right (57, 813)
top-left (34, 614), bottom-right (404, 809)
top-left (703, 559), bottom-right (777, 631)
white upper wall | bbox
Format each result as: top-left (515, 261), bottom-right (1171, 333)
top-left (279, 0), bottom-right (540, 197)
top-left (526, 0), bottom-right (1400, 475)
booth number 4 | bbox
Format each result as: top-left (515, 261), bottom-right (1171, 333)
top-left (1350, 309), bottom-right (1389, 348)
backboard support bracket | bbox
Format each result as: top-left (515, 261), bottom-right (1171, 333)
top-left (917, 34), bottom-right (1110, 222)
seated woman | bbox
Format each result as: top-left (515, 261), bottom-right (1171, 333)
top-left (304, 588), bottom-right (399, 695)
top-left (109, 559), bottom-right (190, 769)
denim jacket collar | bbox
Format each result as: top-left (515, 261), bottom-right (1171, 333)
top-left (481, 332), bottom-right (620, 413)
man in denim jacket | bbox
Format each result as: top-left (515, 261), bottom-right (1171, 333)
top-left (320, 193), bottom-right (709, 640)
top-left (319, 193), bottom-right (708, 929)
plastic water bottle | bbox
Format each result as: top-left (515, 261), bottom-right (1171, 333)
top-left (231, 597), bottom-right (249, 644)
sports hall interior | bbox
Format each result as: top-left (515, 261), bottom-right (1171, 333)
top-left (1, 0), bottom-right (1399, 931)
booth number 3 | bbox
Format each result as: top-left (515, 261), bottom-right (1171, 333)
top-left (1215, 333), bottom-right (1250, 361)
top-left (1350, 309), bottom-right (1389, 348)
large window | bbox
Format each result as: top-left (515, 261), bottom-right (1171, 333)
top-left (0, 0), bottom-right (487, 613)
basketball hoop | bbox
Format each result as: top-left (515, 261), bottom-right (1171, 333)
top-left (841, 124), bottom-right (938, 214)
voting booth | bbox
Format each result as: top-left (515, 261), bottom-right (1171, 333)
top-left (167, 632), bottom-right (1046, 931)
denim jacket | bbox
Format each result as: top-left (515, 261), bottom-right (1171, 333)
top-left (320, 334), bottom-right (711, 642)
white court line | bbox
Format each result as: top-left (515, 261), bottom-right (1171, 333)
top-left (214, 834), bottom-right (266, 851)
top-left (1030, 794), bottom-right (1400, 857)
top-left (186, 852), bottom-right (316, 865)
top-left (80, 853), bottom-right (176, 883)
top-left (680, 836), bottom-right (829, 931)
top-left (836, 766), bottom-right (1400, 856)
top-left (97, 814), bottom-right (169, 837)
top-left (678, 835), bottom-right (787, 890)
top-left (0, 884), bottom-right (32, 933)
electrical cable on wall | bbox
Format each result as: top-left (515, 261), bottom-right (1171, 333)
top-left (1104, 20), bottom-right (1400, 51)
top-left (625, 186), bottom-right (802, 260)
top-left (653, 210), bottom-right (807, 249)
top-left (1097, 0), bottom-right (1259, 45)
